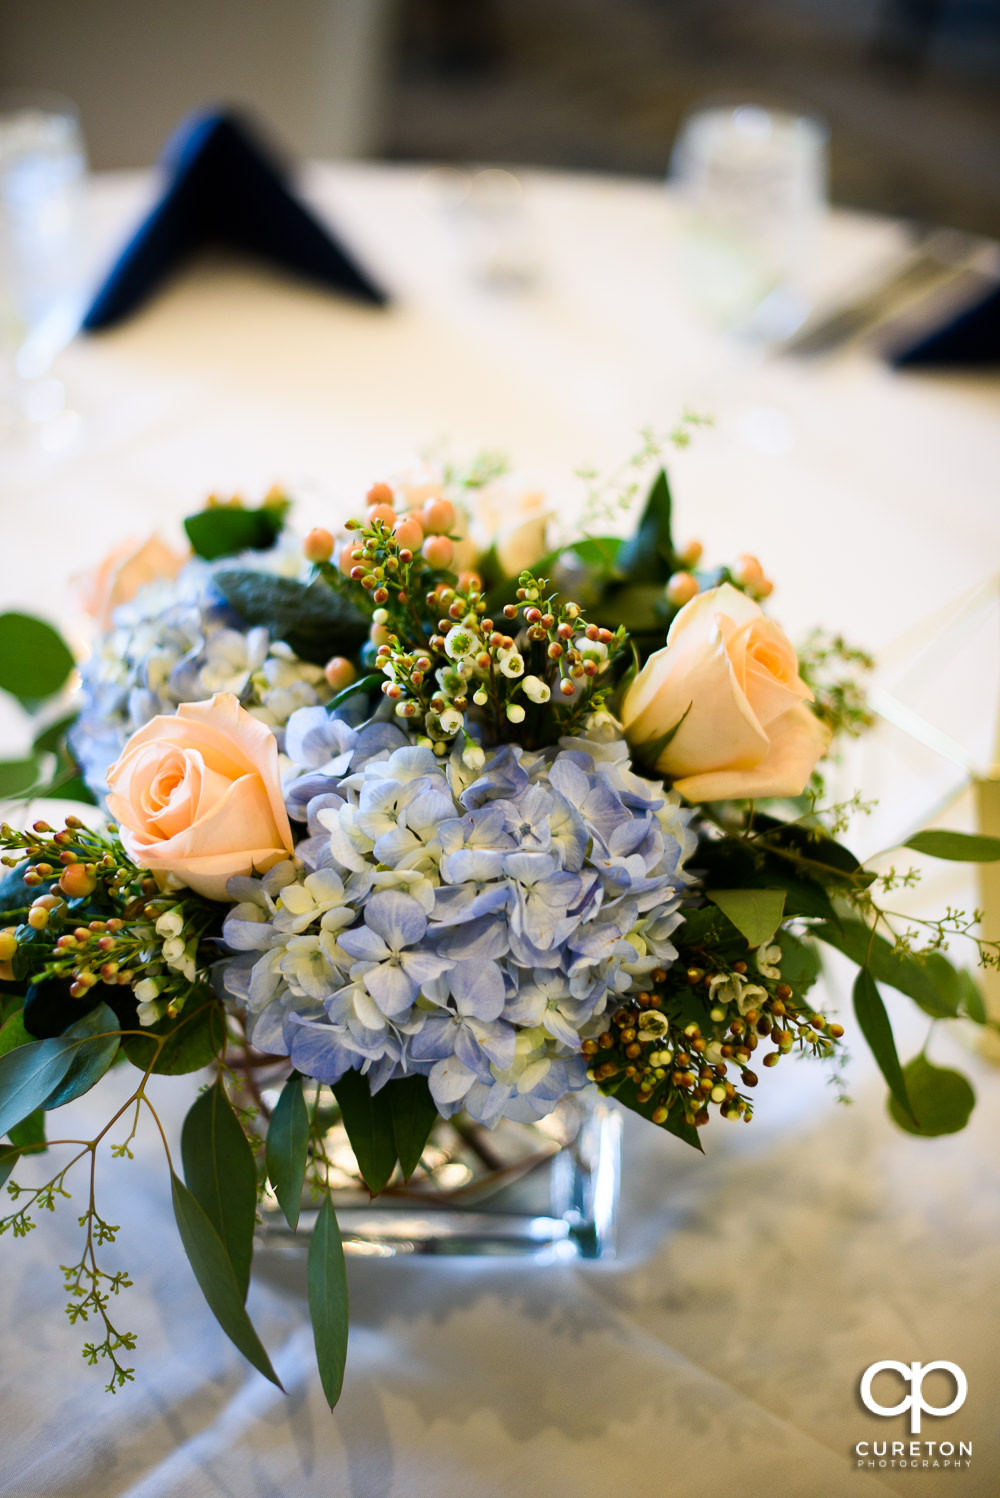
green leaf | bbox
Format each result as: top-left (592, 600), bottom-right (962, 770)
top-left (332, 1069), bottom-right (397, 1195)
top-left (957, 970), bottom-right (987, 1025)
top-left (616, 468), bottom-right (674, 583)
top-left (213, 571), bottom-right (369, 665)
top-left (183, 500), bottom-right (287, 562)
top-left (888, 1054), bottom-right (975, 1136)
top-left (8, 1107), bottom-right (45, 1150)
top-left (852, 969), bottom-right (914, 1122)
top-left (181, 1082), bottom-right (258, 1302)
top-left (0, 1010), bottom-right (33, 1060)
top-left (0, 758), bottom-right (40, 797)
top-left (812, 920), bottom-right (949, 1018)
top-left (0, 1033), bottom-right (76, 1139)
top-left (775, 931), bottom-right (821, 996)
top-left (170, 1171), bottom-right (283, 1389)
top-left (751, 816), bottom-right (875, 888)
top-left (705, 888), bottom-right (786, 949)
top-left (32, 712), bottom-right (78, 756)
top-left (0, 613), bottom-right (75, 703)
top-left (387, 1074), bottom-right (439, 1181)
top-left (41, 1002), bottom-right (120, 1109)
top-left (308, 1193), bottom-right (350, 1409)
top-left (265, 1074), bottom-right (310, 1231)
top-left (0, 1144), bottom-right (21, 1186)
top-left (122, 998), bottom-right (224, 1075)
top-left (676, 902), bottom-right (749, 964)
top-left (903, 830), bottom-right (1000, 863)
top-left (606, 1072), bottom-right (703, 1151)
top-left (694, 830), bottom-right (839, 924)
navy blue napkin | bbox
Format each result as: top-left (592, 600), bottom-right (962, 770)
top-left (890, 282), bottom-right (1000, 369)
top-left (83, 107), bottom-right (388, 330)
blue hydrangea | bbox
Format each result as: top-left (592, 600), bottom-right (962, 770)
top-left (70, 545), bottom-right (332, 796)
top-left (221, 715), bottom-right (697, 1127)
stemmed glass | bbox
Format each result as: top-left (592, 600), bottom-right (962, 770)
top-left (0, 89), bottom-right (88, 446)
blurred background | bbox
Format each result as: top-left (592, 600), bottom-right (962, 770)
top-left (1, 0), bottom-right (998, 236)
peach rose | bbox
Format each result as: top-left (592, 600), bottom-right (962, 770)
top-left (106, 694), bottom-right (294, 901)
top-left (472, 486), bottom-right (551, 577)
top-left (621, 583), bottom-right (830, 801)
top-left (78, 534), bottom-right (187, 630)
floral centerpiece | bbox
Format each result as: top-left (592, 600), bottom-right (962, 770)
top-left (0, 444), bottom-right (996, 1407)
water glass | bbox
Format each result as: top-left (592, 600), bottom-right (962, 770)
top-left (669, 102), bottom-right (828, 341)
top-left (0, 89), bottom-right (87, 430)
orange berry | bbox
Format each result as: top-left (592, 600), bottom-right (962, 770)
top-left (733, 553), bottom-right (765, 587)
top-left (59, 864), bottom-right (98, 900)
top-left (422, 497), bottom-right (456, 535)
top-left (366, 502), bottom-right (397, 528)
top-left (393, 515), bottom-right (424, 553)
top-left (366, 482), bottom-right (394, 506)
top-left (422, 534), bottom-right (454, 569)
top-left (303, 527), bottom-right (335, 564)
top-left (324, 657), bottom-right (357, 692)
top-left (666, 571), bottom-right (699, 607)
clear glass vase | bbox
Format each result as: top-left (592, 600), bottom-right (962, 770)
top-left (255, 1085), bottom-right (622, 1262)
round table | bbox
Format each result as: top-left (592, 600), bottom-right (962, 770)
top-left (1, 163), bottom-right (998, 1498)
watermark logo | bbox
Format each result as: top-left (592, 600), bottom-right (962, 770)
top-left (860, 1361), bottom-right (967, 1435)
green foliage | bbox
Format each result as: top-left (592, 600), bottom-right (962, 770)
top-left (332, 1069), bottom-right (397, 1195)
top-left (888, 1055), bottom-right (975, 1136)
top-left (0, 612), bottom-right (75, 703)
top-left (0, 759), bottom-right (42, 797)
top-left (614, 468), bottom-right (675, 584)
top-left (181, 1083), bottom-right (257, 1303)
top-left (0, 1145), bottom-right (20, 1187)
top-left (40, 1001), bottom-right (120, 1109)
top-left (903, 830), bottom-right (1000, 863)
top-left (705, 888), bottom-right (786, 949)
top-left (308, 1194), bottom-right (350, 1410)
top-left (608, 1072), bottom-right (703, 1151)
top-left (852, 969), bottom-right (914, 1122)
top-left (8, 1108), bottom-right (45, 1150)
top-left (265, 1074), bottom-right (310, 1231)
top-left (170, 1172), bottom-right (282, 1389)
top-left (387, 1075), bottom-right (439, 1181)
top-left (0, 1028), bottom-right (83, 1139)
top-left (122, 999), bottom-right (224, 1075)
top-left (676, 902), bottom-right (749, 964)
top-left (183, 496), bottom-right (289, 562)
top-left (0, 1009), bottom-right (33, 1060)
top-left (213, 570), bottom-right (368, 665)
top-left (813, 919), bottom-right (951, 1018)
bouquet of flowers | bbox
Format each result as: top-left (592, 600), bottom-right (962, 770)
top-left (0, 445), bottom-right (996, 1407)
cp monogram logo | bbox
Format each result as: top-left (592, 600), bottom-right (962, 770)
top-left (860, 1361), bottom-right (968, 1434)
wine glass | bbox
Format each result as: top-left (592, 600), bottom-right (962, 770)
top-left (669, 101), bottom-right (828, 344)
top-left (0, 89), bottom-right (88, 443)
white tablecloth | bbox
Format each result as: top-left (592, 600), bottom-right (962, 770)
top-left (1, 164), bottom-right (999, 1497)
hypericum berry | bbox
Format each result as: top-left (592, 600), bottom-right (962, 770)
top-left (366, 481), bottom-right (394, 506)
top-left (366, 501), bottom-right (397, 528)
top-left (666, 571), bottom-right (699, 606)
top-left (393, 515), bottom-right (424, 553)
top-left (59, 863), bottom-right (98, 900)
top-left (422, 496), bottom-right (456, 535)
top-left (324, 656), bottom-right (357, 692)
top-left (303, 527), bottom-right (335, 564)
top-left (423, 534), bottom-right (454, 569)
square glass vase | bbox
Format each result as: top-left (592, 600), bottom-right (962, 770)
top-left (256, 1087), bottom-right (622, 1262)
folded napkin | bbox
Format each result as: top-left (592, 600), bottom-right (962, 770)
top-left (890, 281), bottom-right (1000, 369)
top-left (83, 107), bottom-right (388, 330)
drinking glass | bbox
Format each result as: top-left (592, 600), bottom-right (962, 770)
top-left (669, 102), bottom-right (828, 342)
top-left (0, 89), bottom-right (88, 438)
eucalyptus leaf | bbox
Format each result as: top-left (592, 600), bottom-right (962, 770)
top-left (266, 1074), bottom-right (310, 1231)
top-left (214, 571), bottom-right (369, 665)
top-left (0, 1010), bottom-right (33, 1060)
top-left (0, 1033), bottom-right (76, 1140)
top-left (0, 758), bottom-right (40, 797)
top-left (387, 1074), bottom-right (439, 1181)
top-left (813, 920), bottom-right (950, 1018)
top-left (888, 1054), bottom-right (975, 1136)
top-left (41, 1002), bottom-right (120, 1109)
top-left (903, 830), bottom-right (1000, 863)
top-left (852, 969), bottom-right (914, 1122)
top-left (0, 612), bottom-right (75, 702)
top-left (8, 1108), bottom-right (45, 1150)
top-left (183, 500), bottom-right (287, 562)
top-left (122, 999), bottom-right (223, 1075)
top-left (0, 1144), bottom-right (21, 1187)
top-left (308, 1193), bottom-right (350, 1409)
top-left (705, 888), bottom-right (786, 949)
top-left (170, 1172), bottom-right (283, 1389)
top-left (181, 1082), bottom-right (258, 1302)
top-left (332, 1069), bottom-right (397, 1195)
